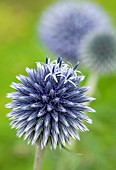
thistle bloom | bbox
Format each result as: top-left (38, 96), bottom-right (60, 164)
top-left (39, 2), bottom-right (110, 62)
top-left (6, 57), bottom-right (95, 149)
top-left (79, 31), bottom-right (116, 74)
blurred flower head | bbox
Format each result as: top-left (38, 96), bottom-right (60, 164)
top-left (79, 31), bottom-right (116, 74)
top-left (6, 57), bottom-right (95, 149)
top-left (38, 2), bottom-right (110, 62)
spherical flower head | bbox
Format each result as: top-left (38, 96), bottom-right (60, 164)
top-left (38, 2), bottom-right (111, 62)
top-left (6, 57), bottom-right (95, 149)
top-left (79, 31), bottom-right (116, 74)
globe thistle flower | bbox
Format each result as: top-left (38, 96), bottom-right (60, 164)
top-left (6, 57), bottom-right (95, 149)
top-left (79, 31), bottom-right (116, 74)
top-left (38, 2), bottom-right (110, 62)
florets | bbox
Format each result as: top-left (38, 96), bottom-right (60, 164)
top-left (6, 57), bottom-right (95, 149)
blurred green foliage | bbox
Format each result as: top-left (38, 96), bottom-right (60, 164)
top-left (0, 0), bottom-right (116, 170)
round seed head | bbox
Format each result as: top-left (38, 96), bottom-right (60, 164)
top-left (6, 57), bottom-right (95, 149)
top-left (79, 31), bottom-right (116, 74)
top-left (38, 2), bottom-right (111, 62)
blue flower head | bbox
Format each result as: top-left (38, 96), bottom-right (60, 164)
top-left (6, 57), bottom-right (95, 149)
top-left (38, 2), bottom-right (111, 62)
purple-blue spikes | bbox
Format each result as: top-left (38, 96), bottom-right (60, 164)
top-left (6, 56), bottom-right (95, 149)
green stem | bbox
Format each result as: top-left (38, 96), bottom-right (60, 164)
top-left (69, 72), bottom-right (98, 150)
top-left (34, 146), bottom-right (44, 170)
top-left (86, 72), bottom-right (98, 97)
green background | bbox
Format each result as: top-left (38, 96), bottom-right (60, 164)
top-left (0, 0), bottom-right (116, 170)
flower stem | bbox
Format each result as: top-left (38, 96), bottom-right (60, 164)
top-left (69, 72), bottom-right (98, 151)
top-left (34, 146), bottom-right (44, 170)
top-left (86, 72), bottom-right (98, 97)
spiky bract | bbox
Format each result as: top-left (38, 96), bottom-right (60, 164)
top-left (39, 2), bottom-right (110, 62)
top-left (6, 57), bottom-right (95, 149)
top-left (79, 31), bottom-right (116, 74)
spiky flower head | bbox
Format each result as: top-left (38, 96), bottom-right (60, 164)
top-left (6, 57), bottom-right (95, 149)
top-left (38, 2), bottom-right (110, 62)
top-left (79, 31), bottom-right (116, 74)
